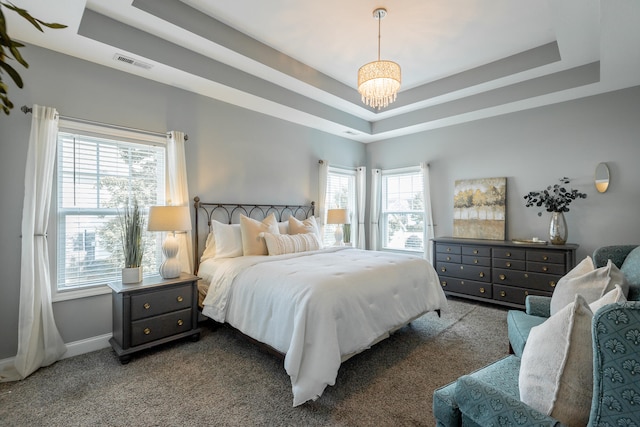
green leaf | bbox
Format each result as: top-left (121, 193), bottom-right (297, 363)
top-left (0, 58), bottom-right (23, 87)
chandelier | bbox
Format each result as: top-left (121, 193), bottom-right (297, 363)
top-left (357, 8), bottom-right (401, 109)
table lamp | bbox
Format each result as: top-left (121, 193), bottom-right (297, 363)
top-left (326, 208), bottom-right (350, 246)
top-left (147, 206), bottom-right (192, 279)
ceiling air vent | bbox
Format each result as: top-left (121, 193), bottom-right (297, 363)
top-left (113, 53), bottom-right (153, 70)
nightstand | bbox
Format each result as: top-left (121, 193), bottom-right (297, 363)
top-left (108, 273), bottom-right (201, 364)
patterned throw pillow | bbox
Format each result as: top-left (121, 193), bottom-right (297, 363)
top-left (261, 232), bottom-right (322, 256)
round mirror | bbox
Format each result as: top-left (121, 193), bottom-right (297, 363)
top-left (595, 162), bottom-right (610, 193)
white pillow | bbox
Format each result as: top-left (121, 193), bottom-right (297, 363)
top-left (550, 256), bottom-right (628, 315)
top-left (519, 294), bottom-right (593, 427)
top-left (211, 220), bottom-right (242, 259)
top-left (240, 213), bottom-right (279, 256)
top-left (588, 284), bottom-right (627, 313)
top-left (278, 221), bottom-right (289, 234)
top-left (200, 232), bottom-right (216, 262)
top-left (288, 216), bottom-right (322, 246)
top-left (261, 232), bottom-right (322, 256)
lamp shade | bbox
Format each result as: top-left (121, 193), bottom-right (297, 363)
top-left (147, 206), bottom-right (192, 232)
top-left (326, 209), bottom-right (349, 225)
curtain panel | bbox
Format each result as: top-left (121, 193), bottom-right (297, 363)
top-left (369, 169), bottom-right (382, 250)
top-left (356, 166), bottom-right (366, 249)
top-left (420, 162), bottom-right (435, 262)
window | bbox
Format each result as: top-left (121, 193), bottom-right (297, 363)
top-left (323, 167), bottom-right (356, 246)
top-left (55, 123), bottom-right (166, 297)
top-left (381, 167), bottom-right (424, 252)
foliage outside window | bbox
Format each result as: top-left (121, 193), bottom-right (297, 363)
top-left (56, 128), bottom-right (165, 293)
top-left (381, 168), bottom-right (424, 252)
top-left (324, 167), bottom-right (355, 246)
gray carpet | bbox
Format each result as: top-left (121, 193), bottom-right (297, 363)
top-left (0, 298), bottom-right (508, 426)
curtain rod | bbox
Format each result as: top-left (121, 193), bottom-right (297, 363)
top-left (20, 105), bottom-right (188, 141)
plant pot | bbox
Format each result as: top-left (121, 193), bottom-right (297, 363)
top-left (122, 267), bottom-right (142, 284)
top-left (549, 212), bottom-right (568, 245)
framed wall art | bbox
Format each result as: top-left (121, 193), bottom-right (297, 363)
top-left (453, 177), bottom-right (507, 240)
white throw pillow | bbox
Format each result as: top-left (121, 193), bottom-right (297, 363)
top-left (200, 232), bottom-right (216, 262)
top-left (261, 232), bottom-right (322, 256)
top-left (519, 294), bottom-right (593, 427)
top-left (288, 216), bottom-right (323, 246)
top-left (240, 213), bottom-right (279, 256)
top-left (588, 284), bottom-right (627, 313)
top-left (211, 221), bottom-right (242, 259)
top-left (550, 256), bottom-right (628, 315)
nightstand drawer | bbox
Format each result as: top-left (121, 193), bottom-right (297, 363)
top-left (131, 308), bottom-right (193, 346)
top-left (131, 284), bottom-right (192, 320)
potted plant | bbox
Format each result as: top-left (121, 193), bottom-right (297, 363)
top-left (523, 177), bottom-right (587, 245)
top-left (119, 200), bottom-right (145, 283)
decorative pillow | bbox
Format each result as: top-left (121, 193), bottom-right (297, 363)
top-left (278, 221), bottom-right (289, 235)
top-left (200, 232), bottom-right (216, 262)
top-left (549, 256), bottom-right (628, 315)
top-left (519, 294), bottom-right (593, 427)
top-left (620, 246), bottom-right (640, 286)
top-left (261, 232), bottom-right (322, 256)
top-left (589, 284), bottom-right (627, 313)
top-left (240, 213), bottom-right (279, 256)
top-left (211, 221), bottom-right (242, 259)
top-left (288, 216), bottom-right (322, 246)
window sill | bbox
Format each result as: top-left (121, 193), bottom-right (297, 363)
top-left (52, 284), bottom-right (111, 302)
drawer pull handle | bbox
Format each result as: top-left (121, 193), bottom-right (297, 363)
top-left (542, 266), bottom-right (548, 272)
top-left (505, 252), bottom-right (511, 257)
top-left (441, 267), bottom-right (446, 273)
top-left (543, 256), bottom-right (549, 261)
top-left (143, 303), bottom-right (151, 310)
top-left (479, 272), bottom-right (485, 278)
top-left (500, 291), bottom-right (506, 297)
top-left (506, 262), bottom-right (511, 267)
top-left (474, 259), bottom-right (479, 264)
top-left (460, 265), bottom-right (464, 270)
top-left (177, 296), bottom-right (183, 302)
top-left (473, 249), bottom-right (478, 254)
top-left (441, 281), bottom-right (447, 287)
top-left (447, 248), bottom-right (451, 252)
top-left (524, 273), bottom-right (529, 278)
top-left (479, 287), bottom-right (485, 294)
top-left (446, 256), bottom-right (451, 261)
top-left (499, 274), bottom-right (506, 280)
top-left (177, 319), bottom-right (184, 326)
top-left (460, 280), bottom-right (465, 285)
top-left (144, 328), bottom-right (151, 335)
top-left (550, 281), bottom-right (556, 288)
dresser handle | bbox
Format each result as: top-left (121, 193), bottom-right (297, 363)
top-left (473, 249), bottom-right (478, 254)
top-left (505, 252), bottom-right (511, 257)
top-left (506, 262), bottom-right (511, 267)
top-left (499, 274), bottom-right (506, 280)
top-left (144, 328), bottom-right (151, 335)
top-left (479, 287), bottom-right (485, 294)
top-left (460, 280), bottom-right (465, 285)
top-left (143, 303), bottom-right (150, 310)
top-left (479, 272), bottom-right (485, 278)
top-left (524, 273), bottom-right (529, 278)
top-left (441, 281), bottom-right (447, 287)
top-left (474, 259), bottom-right (478, 264)
top-left (500, 291), bottom-right (506, 297)
top-left (550, 281), bottom-right (556, 288)
top-left (441, 267), bottom-right (446, 273)
top-left (446, 256), bottom-right (451, 261)
top-left (542, 266), bottom-right (548, 272)
top-left (447, 247), bottom-right (451, 252)
top-left (177, 296), bottom-right (183, 302)
top-left (543, 256), bottom-right (549, 261)
top-left (177, 319), bottom-right (184, 326)
top-left (460, 265), bottom-right (464, 270)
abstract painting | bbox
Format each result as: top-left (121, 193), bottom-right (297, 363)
top-left (453, 177), bottom-right (507, 240)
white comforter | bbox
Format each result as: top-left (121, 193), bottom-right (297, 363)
top-left (200, 247), bottom-right (447, 406)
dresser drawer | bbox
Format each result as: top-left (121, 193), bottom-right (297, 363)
top-left (131, 284), bottom-right (192, 321)
top-left (462, 255), bottom-right (491, 267)
top-left (438, 262), bottom-right (490, 282)
top-left (439, 277), bottom-right (492, 299)
top-left (493, 268), bottom-right (560, 292)
top-left (461, 246), bottom-right (491, 257)
top-left (526, 250), bottom-right (566, 264)
top-left (436, 244), bottom-right (461, 254)
top-left (492, 248), bottom-right (525, 260)
top-left (493, 258), bottom-right (526, 270)
top-left (131, 308), bottom-right (193, 347)
top-left (527, 261), bottom-right (566, 275)
top-left (436, 252), bottom-right (461, 263)
top-left (493, 284), bottom-right (552, 306)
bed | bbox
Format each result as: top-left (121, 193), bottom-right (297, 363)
top-left (193, 197), bottom-right (447, 406)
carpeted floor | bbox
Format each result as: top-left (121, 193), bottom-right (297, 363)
top-left (0, 297), bottom-right (508, 426)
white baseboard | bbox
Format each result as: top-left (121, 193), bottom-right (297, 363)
top-left (0, 333), bottom-right (112, 371)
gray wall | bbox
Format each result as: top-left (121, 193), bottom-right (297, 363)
top-left (367, 86), bottom-right (640, 261)
top-left (0, 45), bottom-right (365, 359)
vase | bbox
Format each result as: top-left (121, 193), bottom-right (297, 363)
top-left (549, 212), bottom-right (568, 245)
top-left (122, 266), bottom-right (142, 284)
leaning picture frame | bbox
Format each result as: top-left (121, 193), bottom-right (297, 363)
top-left (453, 177), bottom-right (507, 240)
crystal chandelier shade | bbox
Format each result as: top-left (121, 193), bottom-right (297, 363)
top-left (357, 8), bottom-right (401, 109)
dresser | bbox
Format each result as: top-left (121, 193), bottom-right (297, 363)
top-left (432, 238), bottom-right (578, 308)
top-left (108, 273), bottom-right (201, 364)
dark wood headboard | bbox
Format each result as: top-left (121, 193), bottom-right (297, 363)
top-left (192, 196), bottom-right (315, 272)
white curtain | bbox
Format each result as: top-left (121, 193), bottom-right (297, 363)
top-left (1, 105), bottom-right (67, 382)
top-left (166, 131), bottom-right (193, 274)
top-left (355, 166), bottom-right (366, 249)
top-left (317, 160), bottom-right (329, 234)
top-left (420, 162), bottom-right (435, 263)
top-left (369, 169), bottom-right (382, 250)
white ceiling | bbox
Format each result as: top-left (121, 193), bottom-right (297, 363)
top-left (7, 0), bottom-right (640, 142)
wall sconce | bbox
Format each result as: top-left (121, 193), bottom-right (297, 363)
top-left (595, 162), bottom-right (610, 193)
top-left (326, 209), bottom-right (350, 246)
top-left (147, 206), bottom-right (192, 278)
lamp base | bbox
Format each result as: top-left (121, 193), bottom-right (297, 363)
top-left (159, 233), bottom-right (182, 279)
top-left (333, 226), bottom-right (344, 246)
